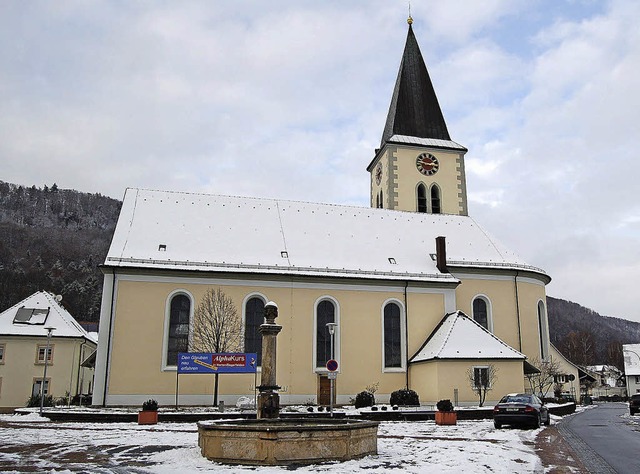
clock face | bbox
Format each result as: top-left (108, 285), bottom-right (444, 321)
top-left (375, 163), bottom-right (382, 185)
top-left (416, 153), bottom-right (439, 176)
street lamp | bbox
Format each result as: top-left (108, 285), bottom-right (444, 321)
top-left (40, 327), bottom-right (56, 416)
top-left (326, 322), bottom-right (338, 417)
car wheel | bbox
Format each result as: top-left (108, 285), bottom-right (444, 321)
top-left (494, 421), bottom-right (502, 429)
top-left (532, 414), bottom-right (540, 429)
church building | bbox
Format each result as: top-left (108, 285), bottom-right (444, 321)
top-left (93, 19), bottom-right (552, 407)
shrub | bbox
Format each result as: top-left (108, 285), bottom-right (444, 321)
top-left (390, 389), bottom-right (420, 406)
top-left (354, 390), bottom-right (375, 409)
top-left (436, 399), bottom-right (454, 412)
top-left (142, 399), bottom-right (158, 411)
top-left (26, 393), bottom-right (54, 408)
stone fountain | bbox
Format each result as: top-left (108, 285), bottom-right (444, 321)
top-left (197, 302), bottom-right (379, 465)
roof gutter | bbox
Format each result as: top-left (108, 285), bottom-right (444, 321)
top-left (404, 280), bottom-right (409, 390)
top-left (102, 267), bottom-right (116, 407)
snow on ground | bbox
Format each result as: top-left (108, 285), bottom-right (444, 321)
top-left (0, 410), bottom-right (546, 473)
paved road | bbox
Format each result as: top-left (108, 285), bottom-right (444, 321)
top-left (559, 402), bottom-right (640, 474)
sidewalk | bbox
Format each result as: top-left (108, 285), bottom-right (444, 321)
top-left (536, 425), bottom-right (589, 473)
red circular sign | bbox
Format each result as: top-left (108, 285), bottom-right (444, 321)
top-left (326, 359), bottom-right (338, 372)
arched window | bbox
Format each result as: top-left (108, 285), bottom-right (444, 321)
top-left (417, 183), bottom-right (427, 213)
top-left (167, 294), bottom-right (191, 366)
top-left (379, 190), bottom-right (384, 209)
top-left (245, 297), bottom-right (265, 366)
top-left (375, 192), bottom-right (380, 209)
top-left (316, 300), bottom-right (336, 368)
top-left (384, 302), bottom-right (402, 368)
top-left (431, 185), bottom-right (441, 214)
top-left (538, 301), bottom-right (550, 360)
top-left (472, 297), bottom-right (490, 331)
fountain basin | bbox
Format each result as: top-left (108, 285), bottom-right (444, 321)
top-left (197, 418), bottom-right (379, 465)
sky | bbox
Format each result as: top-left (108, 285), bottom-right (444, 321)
top-left (1, 1), bottom-right (639, 321)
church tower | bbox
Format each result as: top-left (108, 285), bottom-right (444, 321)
top-left (367, 17), bottom-right (468, 216)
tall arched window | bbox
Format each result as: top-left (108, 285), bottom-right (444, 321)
top-left (384, 302), bottom-right (402, 368)
top-left (378, 190), bottom-right (383, 209)
top-left (472, 297), bottom-right (490, 330)
top-left (431, 185), bottom-right (441, 214)
top-left (417, 184), bottom-right (427, 213)
top-left (316, 300), bottom-right (336, 368)
top-left (167, 294), bottom-right (191, 366)
top-left (245, 297), bottom-right (265, 365)
top-left (538, 301), bottom-right (550, 360)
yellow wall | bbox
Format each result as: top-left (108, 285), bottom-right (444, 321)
top-left (370, 145), bottom-right (466, 215)
top-left (107, 278), bottom-right (449, 404)
top-left (453, 273), bottom-right (548, 362)
top-left (410, 359), bottom-right (525, 406)
top-left (102, 268), bottom-right (548, 406)
top-left (0, 336), bottom-right (95, 408)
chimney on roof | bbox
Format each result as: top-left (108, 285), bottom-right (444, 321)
top-left (436, 236), bottom-right (447, 273)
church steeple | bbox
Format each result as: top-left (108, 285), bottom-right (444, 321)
top-left (380, 21), bottom-right (451, 147)
top-left (368, 19), bottom-right (468, 217)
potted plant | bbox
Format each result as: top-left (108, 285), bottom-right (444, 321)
top-left (138, 399), bottom-right (158, 425)
top-left (435, 399), bottom-right (457, 425)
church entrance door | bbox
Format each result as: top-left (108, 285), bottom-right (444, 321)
top-left (317, 375), bottom-right (335, 406)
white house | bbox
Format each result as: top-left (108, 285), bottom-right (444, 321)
top-left (0, 291), bottom-right (97, 409)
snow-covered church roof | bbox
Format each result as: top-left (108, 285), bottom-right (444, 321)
top-left (410, 311), bottom-right (525, 362)
top-left (0, 291), bottom-right (97, 341)
top-left (104, 188), bottom-right (547, 282)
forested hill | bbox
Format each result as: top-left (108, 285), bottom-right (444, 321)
top-left (548, 296), bottom-right (640, 369)
top-left (0, 179), bottom-right (638, 369)
top-left (0, 181), bottom-right (121, 322)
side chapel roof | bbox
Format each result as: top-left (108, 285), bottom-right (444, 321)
top-left (410, 311), bottom-right (525, 363)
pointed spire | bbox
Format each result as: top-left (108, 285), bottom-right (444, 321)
top-left (381, 21), bottom-right (451, 147)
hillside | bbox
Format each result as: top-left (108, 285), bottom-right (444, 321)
top-left (0, 180), bottom-right (637, 370)
top-left (0, 181), bottom-right (120, 322)
top-left (548, 296), bottom-right (640, 369)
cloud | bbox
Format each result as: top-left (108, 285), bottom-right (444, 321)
top-left (0, 1), bottom-right (638, 321)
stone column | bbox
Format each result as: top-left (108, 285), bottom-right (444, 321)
top-left (257, 302), bottom-right (282, 419)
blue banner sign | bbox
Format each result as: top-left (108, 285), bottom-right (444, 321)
top-left (178, 352), bottom-right (257, 374)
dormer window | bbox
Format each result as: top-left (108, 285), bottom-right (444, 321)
top-left (13, 307), bottom-right (50, 325)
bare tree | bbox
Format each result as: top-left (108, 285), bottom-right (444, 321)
top-left (560, 330), bottom-right (596, 365)
top-left (526, 357), bottom-right (562, 399)
top-left (467, 365), bottom-right (498, 407)
top-left (192, 288), bottom-right (242, 405)
top-left (606, 340), bottom-right (624, 370)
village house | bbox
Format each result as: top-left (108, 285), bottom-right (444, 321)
top-left (0, 291), bottom-right (96, 409)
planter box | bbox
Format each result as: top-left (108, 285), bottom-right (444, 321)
top-left (138, 410), bottom-right (158, 425)
top-left (435, 411), bottom-right (457, 426)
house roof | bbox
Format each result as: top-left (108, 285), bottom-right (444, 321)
top-left (0, 291), bottom-right (97, 342)
top-left (104, 188), bottom-right (548, 282)
top-left (410, 311), bottom-right (525, 362)
top-left (380, 23), bottom-right (452, 147)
